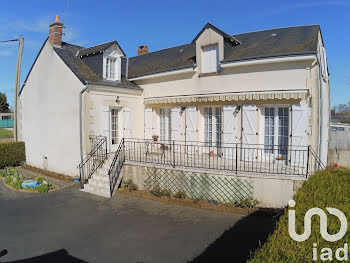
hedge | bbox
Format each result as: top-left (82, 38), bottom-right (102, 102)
top-left (248, 168), bottom-right (350, 262)
top-left (0, 142), bottom-right (26, 169)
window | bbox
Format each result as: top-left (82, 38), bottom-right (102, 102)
top-left (264, 107), bottom-right (289, 157)
top-left (106, 58), bottom-right (116, 80)
top-left (202, 45), bottom-right (219, 73)
top-left (204, 107), bottom-right (221, 147)
top-left (160, 108), bottom-right (171, 141)
top-left (2, 116), bottom-right (11, 120)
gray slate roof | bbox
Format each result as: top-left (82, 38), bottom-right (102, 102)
top-left (21, 24), bottom-right (321, 95)
top-left (54, 42), bottom-right (140, 90)
top-left (127, 25), bottom-right (320, 78)
top-left (76, 40), bottom-right (126, 57)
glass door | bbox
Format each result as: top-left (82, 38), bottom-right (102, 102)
top-left (110, 108), bottom-right (119, 152)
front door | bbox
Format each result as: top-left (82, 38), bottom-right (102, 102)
top-left (110, 108), bottom-right (119, 152)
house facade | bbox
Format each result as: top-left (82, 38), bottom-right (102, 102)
top-left (18, 16), bottom-right (329, 206)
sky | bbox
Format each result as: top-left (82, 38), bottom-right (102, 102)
top-left (0, 0), bottom-right (349, 108)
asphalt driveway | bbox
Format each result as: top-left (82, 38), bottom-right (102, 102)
top-left (0, 181), bottom-right (279, 263)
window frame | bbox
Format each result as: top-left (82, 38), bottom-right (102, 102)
top-left (159, 108), bottom-right (171, 142)
top-left (262, 106), bottom-right (291, 158)
top-left (105, 57), bottom-right (117, 80)
top-left (204, 106), bottom-right (222, 147)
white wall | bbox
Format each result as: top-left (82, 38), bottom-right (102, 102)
top-left (19, 41), bottom-right (84, 176)
top-left (86, 88), bottom-right (143, 153)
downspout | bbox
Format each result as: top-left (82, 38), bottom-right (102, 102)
top-left (79, 82), bottom-right (89, 185)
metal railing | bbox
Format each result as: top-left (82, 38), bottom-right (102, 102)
top-left (78, 136), bottom-right (108, 188)
top-left (122, 139), bottom-right (324, 178)
top-left (108, 138), bottom-right (125, 196)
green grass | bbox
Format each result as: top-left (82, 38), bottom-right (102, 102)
top-left (248, 168), bottom-right (350, 263)
top-left (0, 128), bottom-right (13, 138)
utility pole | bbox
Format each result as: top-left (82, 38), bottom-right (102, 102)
top-left (14, 36), bottom-right (24, 142)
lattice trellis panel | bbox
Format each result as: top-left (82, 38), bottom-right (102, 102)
top-left (144, 167), bottom-right (254, 205)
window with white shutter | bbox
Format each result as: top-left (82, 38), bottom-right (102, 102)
top-left (202, 45), bottom-right (219, 73)
top-left (160, 108), bottom-right (171, 141)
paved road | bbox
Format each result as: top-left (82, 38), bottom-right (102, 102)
top-left (0, 181), bottom-right (278, 263)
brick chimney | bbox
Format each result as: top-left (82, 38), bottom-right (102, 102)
top-left (137, 46), bottom-right (148, 55)
top-left (49, 15), bottom-right (64, 47)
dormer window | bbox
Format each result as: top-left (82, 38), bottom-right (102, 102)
top-left (202, 45), bottom-right (219, 73)
top-left (106, 57), bottom-right (117, 80)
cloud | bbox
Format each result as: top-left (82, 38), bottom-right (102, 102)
top-left (0, 50), bottom-right (13, 56)
top-left (14, 16), bottom-right (52, 33)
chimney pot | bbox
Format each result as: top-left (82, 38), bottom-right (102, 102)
top-left (137, 45), bottom-right (148, 55)
top-left (49, 14), bottom-right (64, 47)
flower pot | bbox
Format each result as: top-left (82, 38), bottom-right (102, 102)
top-left (209, 151), bottom-right (214, 157)
top-left (153, 138), bottom-right (158, 142)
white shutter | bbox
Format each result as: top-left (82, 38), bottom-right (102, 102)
top-left (203, 45), bottom-right (218, 73)
top-left (291, 104), bottom-right (309, 167)
top-left (171, 107), bottom-right (182, 142)
top-left (123, 107), bottom-right (132, 139)
top-left (100, 106), bottom-right (110, 152)
top-left (100, 106), bottom-right (110, 138)
top-left (144, 107), bottom-right (153, 140)
top-left (242, 105), bottom-right (258, 161)
top-left (223, 105), bottom-right (237, 158)
top-left (291, 104), bottom-right (308, 148)
top-left (186, 106), bottom-right (197, 153)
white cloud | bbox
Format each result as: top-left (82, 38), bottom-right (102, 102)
top-left (0, 50), bottom-right (13, 56)
top-left (14, 16), bottom-right (52, 33)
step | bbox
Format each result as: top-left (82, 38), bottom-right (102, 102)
top-left (88, 179), bottom-right (110, 188)
top-left (91, 173), bottom-right (110, 182)
top-left (98, 167), bottom-right (110, 174)
top-left (81, 184), bottom-right (110, 198)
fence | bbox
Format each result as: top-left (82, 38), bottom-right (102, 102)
top-left (78, 136), bottom-right (108, 188)
top-left (144, 167), bottom-right (254, 205)
top-left (0, 119), bottom-right (14, 128)
top-left (123, 139), bottom-right (324, 177)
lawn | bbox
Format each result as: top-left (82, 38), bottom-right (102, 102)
top-left (0, 128), bottom-right (13, 138)
top-left (248, 167), bottom-right (350, 262)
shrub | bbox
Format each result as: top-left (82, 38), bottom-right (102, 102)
top-left (235, 197), bottom-right (259, 208)
top-left (36, 182), bottom-right (53, 193)
top-left (151, 186), bottom-right (163, 197)
top-left (35, 176), bottom-right (45, 184)
top-left (0, 142), bottom-right (25, 169)
top-left (123, 178), bottom-right (138, 192)
top-left (174, 190), bottom-right (187, 199)
top-left (248, 168), bottom-right (350, 263)
top-left (161, 189), bottom-right (172, 197)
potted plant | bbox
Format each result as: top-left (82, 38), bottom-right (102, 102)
top-left (152, 135), bottom-right (159, 142)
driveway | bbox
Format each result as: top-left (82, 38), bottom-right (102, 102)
top-left (0, 181), bottom-right (278, 263)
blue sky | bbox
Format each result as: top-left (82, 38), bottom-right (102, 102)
top-left (0, 0), bottom-right (349, 108)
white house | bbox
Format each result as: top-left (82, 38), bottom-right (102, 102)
top-left (18, 16), bottom-right (330, 206)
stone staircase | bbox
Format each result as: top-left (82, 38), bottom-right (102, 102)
top-left (80, 155), bottom-right (121, 198)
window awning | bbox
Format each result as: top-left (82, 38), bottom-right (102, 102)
top-left (144, 90), bottom-right (308, 105)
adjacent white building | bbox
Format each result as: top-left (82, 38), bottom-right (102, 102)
top-left (18, 16), bottom-right (330, 205)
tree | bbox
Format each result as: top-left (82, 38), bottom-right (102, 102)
top-left (0, 93), bottom-right (10, 113)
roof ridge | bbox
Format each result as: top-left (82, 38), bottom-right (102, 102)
top-left (129, 43), bottom-right (192, 59)
top-left (78, 40), bottom-right (116, 51)
top-left (61, 42), bottom-right (84, 49)
top-left (232, 24), bottom-right (320, 36)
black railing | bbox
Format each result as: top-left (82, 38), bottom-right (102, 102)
top-left (78, 136), bottom-right (108, 188)
top-left (108, 138), bottom-right (125, 196)
top-left (122, 139), bottom-right (323, 178)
